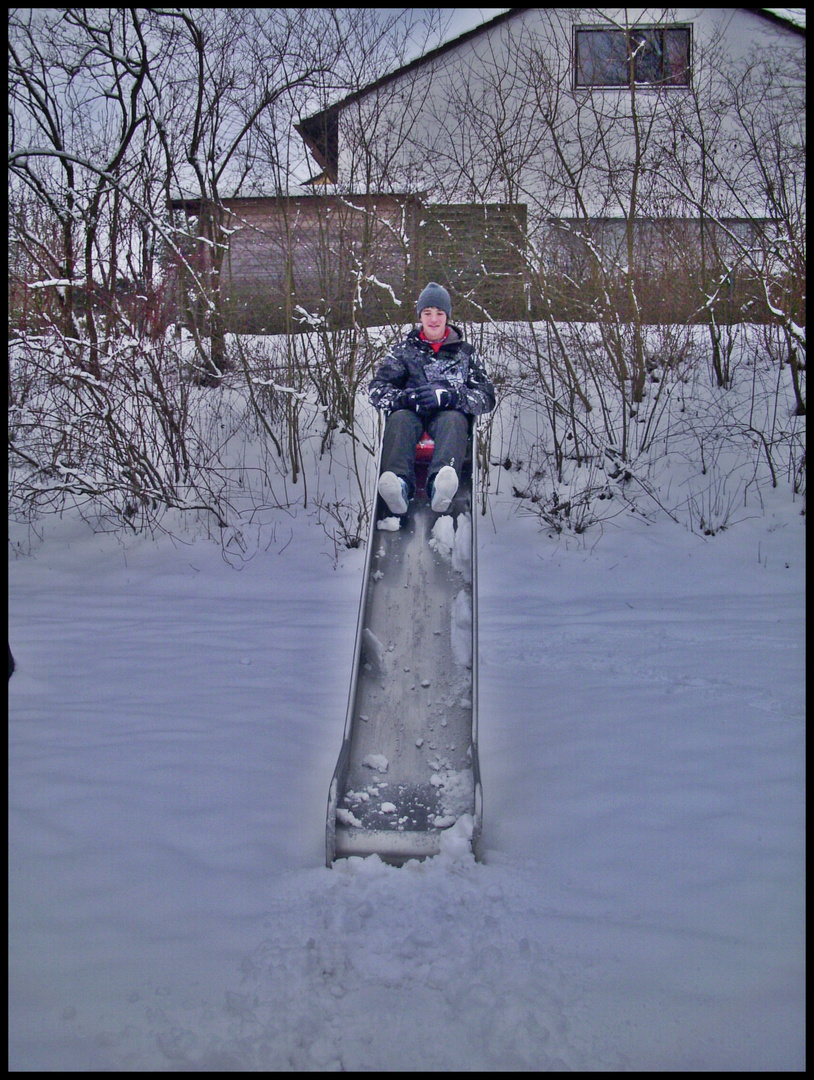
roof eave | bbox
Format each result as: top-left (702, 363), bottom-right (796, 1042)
top-left (297, 8), bottom-right (528, 132)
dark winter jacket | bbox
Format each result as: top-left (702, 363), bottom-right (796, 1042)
top-left (368, 326), bottom-right (496, 418)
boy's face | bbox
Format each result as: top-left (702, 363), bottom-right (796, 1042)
top-left (420, 306), bottom-right (448, 341)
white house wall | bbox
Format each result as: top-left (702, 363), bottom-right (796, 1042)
top-left (334, 8), bottom-right (804, 225)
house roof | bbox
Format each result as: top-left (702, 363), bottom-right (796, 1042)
top-left (295, 7), bottom-right (529, 182)
top-left (295, 6), bottom-right (805, 183)
top-left (759, 8), bottom-right (806, 31)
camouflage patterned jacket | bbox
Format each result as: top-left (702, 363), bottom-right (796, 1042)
top-left (368, 326), bottom-right (496, 418)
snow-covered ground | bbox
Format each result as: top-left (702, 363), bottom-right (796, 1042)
top-left (8, 452), bottom-right (804, 1069)
top-left (8, 318), bottom-right (806, 1069)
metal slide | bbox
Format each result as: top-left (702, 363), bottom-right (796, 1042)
top-left (326, 429), bottom-right (482, 866)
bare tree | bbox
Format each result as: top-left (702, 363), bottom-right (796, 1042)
top-left (8, 7), bottom-right (451, 539)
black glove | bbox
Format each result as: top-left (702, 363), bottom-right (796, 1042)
top-left (414, 384), bottom-right (441, 413)
top-left (394, 388), bottom-right (419, 412)
top-left (415, 384), bottom-right (461, 412)
top-left (397, 385), bottom-right (461, 414)
top-left (434, 386), bottom-right (460, 410)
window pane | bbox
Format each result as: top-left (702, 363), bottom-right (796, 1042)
top-left (576, 30), bottom-right (628, 87)
top-left (576, 25), bottom-right (690, 87)
top-left (632, 29), bottom-right (664, 84)
top-left (664, 28), bottom-right (691, 85)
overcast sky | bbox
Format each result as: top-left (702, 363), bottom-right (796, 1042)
top-left (400, 8), bottom-right (509, 60)
top-left (438, 7), bottom-right (510, 39)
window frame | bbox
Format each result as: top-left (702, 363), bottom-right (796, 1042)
top-left (573, 24), bottom-right (692, 90)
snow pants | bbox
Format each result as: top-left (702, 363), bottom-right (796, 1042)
top-left (380, 408), bottom-right (469, 498)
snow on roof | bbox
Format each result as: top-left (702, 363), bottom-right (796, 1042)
top-left (762, 8), bottom-right (806, 30)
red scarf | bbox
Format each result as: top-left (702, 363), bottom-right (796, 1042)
top-left (419, 328), bottom-right (450, 354)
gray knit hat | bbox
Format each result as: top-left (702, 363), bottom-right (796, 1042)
top-left (416, 281), bottom-right (451, 319)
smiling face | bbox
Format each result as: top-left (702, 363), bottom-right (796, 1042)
top-left (419, 306), bottom-right (448, 342)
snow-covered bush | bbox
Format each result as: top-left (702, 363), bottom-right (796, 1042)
top-left (7, 322), bottom-right (384, 552)
top-left (484, 319), bottom-right (804, 538)
top-left (8, 313), bottom-right (804, 552)
top-left (9, 329), bottom-right (225, 534)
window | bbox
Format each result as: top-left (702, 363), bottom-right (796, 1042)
top-left (575, 26), bottom-right (691, 88)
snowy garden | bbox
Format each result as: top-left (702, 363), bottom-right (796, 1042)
top-left (8, 318), bottom-right (806, 1070)
top-left (9, 7), bottom-right (805, 1070)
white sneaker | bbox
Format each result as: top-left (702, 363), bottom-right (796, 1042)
top-left (430, 466), bottom-right (458, 513)
top-left (378, 471), bottom-right (409, 515)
